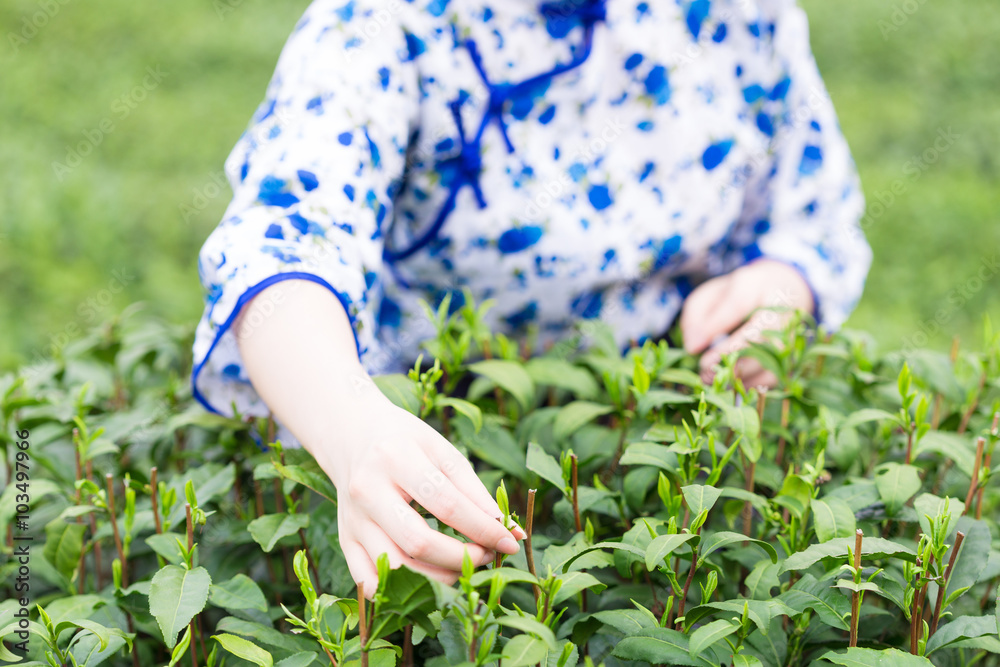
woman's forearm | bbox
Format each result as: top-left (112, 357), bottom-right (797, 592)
top-left (234, 279), bottom-right (378, 484)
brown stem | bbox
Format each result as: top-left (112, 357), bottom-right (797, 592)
top-left (958, 372), bottom-right (987, 435)
top-left (674, 547), bottom-right (699, 627)
top-left (911, 556), bottom-right (923, 654)
top-left (930, 531), bottom-right (966, 635)
top-left (742, 461), bottom-right (756, 541)
top-left (977, 449), bottom-right (992, 520)
top-left (931, 394), bottom-right (944, 430)
top-left (571, 454), bottom-right (581, 533)
top-left (904, 423), bottom-right (916, 465)
top-left (197, 615), bottom-right (209, 664)
top-left (525, 489), bottom-right (540, 604)
top-left (777, 398), bottom-right (790, 469)
top-left (850, 529), bottom-right (863, 647)
top-left (150, 466), bottom-right (163, 535)
top-left (358, 582), bottom-right (370, 666)
top-left (105, 474), bottom-right (128, 588)
top-left (188, 623), bottom-right (199, 667)
top-left (403, 625), bottom-right (414, 667)
top-left (964, 437), bottom-right (986, 512)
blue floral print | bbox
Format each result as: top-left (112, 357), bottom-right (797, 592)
top-left (192, 0), bottom-right (871, 423)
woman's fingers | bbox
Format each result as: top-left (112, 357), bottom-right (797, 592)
top-left (355, 520), bottom-right (463, 586)
top-left (679, 274), bottom-right (734, 353)
top-left (353, 478), bottom-right (496, 570)
top-left (424, 430), bottom-right (528, 540)
top-left (393, 448), bottom-right (521, 557)
top-left (699, 307), bottom-right (789, 384)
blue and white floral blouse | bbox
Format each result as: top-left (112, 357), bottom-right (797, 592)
top-left (193, 0), bottom-right (871, 419)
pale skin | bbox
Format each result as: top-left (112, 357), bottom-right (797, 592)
top-left (234, 258), bottom-right (811, 592)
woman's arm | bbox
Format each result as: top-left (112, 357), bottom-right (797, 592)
top-left (235, 279), bottom-right (521, 593)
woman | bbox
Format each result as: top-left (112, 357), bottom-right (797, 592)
top-left (192, 0), bottom-right (870, 592)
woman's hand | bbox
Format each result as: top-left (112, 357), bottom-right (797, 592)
top-left (316, 385), bottom-right (525, 593)
top-left (679, 259), bottom-right (814, 387)
top-left (235, 280), bottom-right (523, 596)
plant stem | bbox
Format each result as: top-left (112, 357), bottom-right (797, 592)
top-left (75, 443), bottom-right (85, 594)
top-left (150, 466), bottom-right (163, 535)
top-left (571, 454), bottom-right (581, 534)
top-left (105, 474), bottom-right (128, 588)
top-left (190, 623), bottom-right (199, 667)
top-left (403, 625), bottom-right (414, 667)
top-left (674, 547), bottom-right (699, 627)
top-left (911, 556), bottom-right (923, 655)
top-left (964, 437), bottom-right (986, 512)
top-left (958, 371), bottom-right (987, 435)
top-left (930, 531), bottom-right (966, 635)
top-left (358, 582), bottom-right (369, 667)
top-left (776, 398), bottom-right (790, 469)
top-left (86, 461), bottom-right (103, 589)
top-left (298, 529), bottom-right (323, 595)
top-left (904, 422), bottom-right (916, 465)
top-left (185, 503), bottom-right (194, 551)
top-left (525, 489), bottom-right (540, 604)
top-left (976, 450), bottom-right (991, 520)
top-left (850, 529), bottom-right (862, 647)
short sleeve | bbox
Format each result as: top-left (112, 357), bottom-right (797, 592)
top-left (725, 0), bottom-right (872, 329)
top-left (192, 0), bottom-right (421, 417)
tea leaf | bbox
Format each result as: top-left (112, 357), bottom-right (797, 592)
top-left (209, 574), bottom-right (269, 613)
top-left (812, 498), bottom-right (856, 543)
top-left (645, 533), bottom-right (700, 570)
top-left (149, 565), bottom-right (212, 649)
top-left (502, 634), bottom-right (549, 667)
top-left (524, 358), bottom-right (600, 399)
top-left (613, 627), bottom-right (717, 666)
top-left (213, 633), bottom-right (274, 667)
top-left (248, 513), bottom-right (310, 553)
top-left (874, 463), bottom-right (922, 516)
top-left (780, 537), bottom-right (917, 573)
top-left (468, 360), bottom-right (536, 410)
top-left (689, 619), bottom-right (738, 657)
top-left (553, 401), bottom-right (614, 441)
top-left (819, 647), bottom-right (933, 665)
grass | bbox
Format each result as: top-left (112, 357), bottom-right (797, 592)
top-left (1, 0), bottom-right (997, 369)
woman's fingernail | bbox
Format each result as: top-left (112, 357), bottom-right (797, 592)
top-left (498, 537), bottom-right (519, 555)
top-left (480, 551), bottom-right (496, 566)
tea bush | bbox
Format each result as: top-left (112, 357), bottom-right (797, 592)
top-left (2, 299), bottom-right (1000, 667)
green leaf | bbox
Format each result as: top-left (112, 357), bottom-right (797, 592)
top-left (557, 541), bottom-right (647, 573)
top-left (468, 360), bottom-right (536, 411)
top-left (745, 562), bottom-right (781, 600)
top-left (874, 463), bottom-right (922, 516)
top-left (552, 401), bottom-right (614, 441)
top-left (637, 389), bottom-right (695, 416)
top-left (370, 564), bottom-right (438, 638)
top-left (149, 565), bottom-right (212, 649)
top-left (812, 498), bottom-right (857, 543)
top-left (612, 628), bottom-right (715, 666)
top-left (723, 403), bottom-right (762, 463)
top-left (495, 616), bottom-right (557, 649)
top-left (373, 374), bottom-right (420, 414)
top-left (698, 531), bottom-right (778, 567)
top-left (733, 655), bottom-right (764, 667)
top-left (689, 619), bottom-right (739, 658)
top-left (773, 474), bottom-right (812, 521)
top-left (620, 442), bottom-right (679, 471)
top-left (213, 633), bottom-right (274, 667)
top-left (271, 461), bottom-right (337, 504)
top-left (645, 533), bottom-right (699, 570)
top-left (779, 574), bottom-right (850, 631)
top-left (209, 574), bottom-right (269, 613)
top-left (248, 513), bottom-right (310, 553)
top-left (437, 397), bottom-right (483, 433)
top-left (819, 647), bottom-right (933, 666)
top-left (275, 654), bottom-right (320, 667)
top-left (469, 567), bottom-right (539, 589)
top-left (524, 358), bottom-right (600, 399)
top-left (839, 409), bottom-right (897, 431)
top-left (947, 517), bottom-right (991, 601)
top-left (502, 635), bottom-right (549, 667)
top-left (590, 609), bottom-right (657, 635)
top-left (552, 571), bottom-right (608, 604)
top-left (526, 441), bottom-right (566, 490)
top-left (914, 432), bottom-right (975, 477)
top-left (682, 485), bottom-right (724, 518)
top-left (43, 519), bottom-right (86, 581)
top-left (780, 536), bottom-right (917, 573)
top-left (912, 493), bottom-right (964, 541)
top-left (685, 600), bottom-right (797, 636)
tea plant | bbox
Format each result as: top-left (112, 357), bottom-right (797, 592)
top-left (1, 302), bottom-right (1000, 667)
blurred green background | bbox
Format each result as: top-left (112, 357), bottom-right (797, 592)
top-left (1, 0), bottom-right (998, 370)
